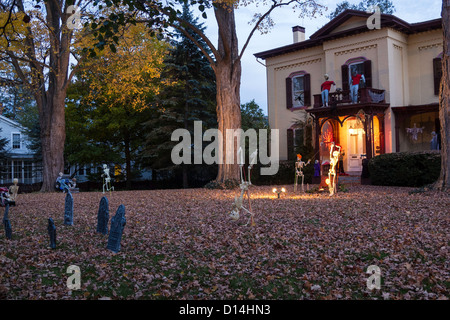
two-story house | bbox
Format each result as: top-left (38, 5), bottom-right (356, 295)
top-left (254, 9), bottom-right (442, 175)
top-left (0, 114), bottom-right (42, 185)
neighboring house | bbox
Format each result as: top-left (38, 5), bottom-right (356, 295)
top-left (0, 114), bottom-right (42, 185)
top-left (254, 9), bottom-right (442, 174)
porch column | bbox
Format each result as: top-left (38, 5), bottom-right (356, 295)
top-left (364, 115), bottom-right (373, 160)
top-left (378, 113), bottom-right (386, 155)
top-left (314, 118), bottom-right (321, 162)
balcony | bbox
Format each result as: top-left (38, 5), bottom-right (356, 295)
top-left (313, 87), bottom-right (386, 108)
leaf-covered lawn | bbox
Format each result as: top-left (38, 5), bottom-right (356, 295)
top-left (0, 185), bottom-right (449, 300)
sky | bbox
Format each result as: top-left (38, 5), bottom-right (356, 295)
top-left (200, 0), bottom-right (443, 115)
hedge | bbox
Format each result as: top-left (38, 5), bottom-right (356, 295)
top-left (368, 151), bottom-right (441, 187)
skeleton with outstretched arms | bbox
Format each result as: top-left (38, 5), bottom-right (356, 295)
top-left (294, 154), bottom-right (311, 192)
top-left (328, 142), bottom-right (341, 196)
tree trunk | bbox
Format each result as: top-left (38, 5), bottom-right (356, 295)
top-left (214, 4), bottom-right (242, 183)
top-left (437, 0), bottom-right (450, 190)
top-left (124, 130), bottom-right (132, 190)
top-left (39, 91), bottom-right (67, 192)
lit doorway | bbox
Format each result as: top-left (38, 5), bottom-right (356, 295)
top-left (346, 119), bottom-right (365, 172)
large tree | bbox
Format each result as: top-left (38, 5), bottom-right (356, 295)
top-left (0, 0), bottom-right (91, 191)
top-left (437, 0), bottom-right (450, 190)
top-left (93, 0), bottom-right (323, 183)
top-left (67, 22), bottom-right (169, 188)
top-left (141, 2), bottom-right (217, 188)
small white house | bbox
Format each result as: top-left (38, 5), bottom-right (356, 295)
top-left (0, 115), bottom-right (42, 185)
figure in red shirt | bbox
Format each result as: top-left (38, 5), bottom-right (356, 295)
top-left (350, 70), bottom-right (365, 103)
top-left (320, 74), bottom-right (335, 107)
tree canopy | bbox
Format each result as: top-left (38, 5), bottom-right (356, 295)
top-left (328, 0), bottom-right (395, 19)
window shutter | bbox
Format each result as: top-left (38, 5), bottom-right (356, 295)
top-left (286, 77), bottom-right (293, 109)
top-left (433, 58), bottom-right (442, 96)
top-left (303, 73), bottom-right (311, 106)
top-left (341, 64), bottom-right (349, 91)
top-left (287, 129), bottom-right (294, 160)
top-left (364, 60), bottom-right (372, 88)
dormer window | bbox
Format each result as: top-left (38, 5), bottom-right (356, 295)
top-left (12, 133), bottom-right (20, 149)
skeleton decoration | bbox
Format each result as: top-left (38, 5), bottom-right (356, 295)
top-left (406, 123), bottom-right (425, 141)
top-left (8, 179), bottom-right (19, 202)
top-left (229, 148), bottom-right (258, 226)
top-left (327, 142), bottom-right (341, 196)
top-left (102, 164), bottom-right (114, 194)
top-left (294, 154), bottom-right (311, 192)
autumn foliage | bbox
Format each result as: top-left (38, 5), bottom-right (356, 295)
top-left (0, 185), bottom-right (448, 300)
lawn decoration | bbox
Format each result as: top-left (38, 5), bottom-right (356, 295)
top-left (63, 191), bottom-right (74, 226)
top-left (0, 187), bottom-right (14, 207)
top-left (406, 123), bottom-right (425, 141)
top-left (229, 148), bottom-right (257, 226)
top-left (102, 164), bottom-right (114, 194)
top-left (48, 218), bottom-right (56, 249)
top-left (294, 154), bottom-right (311, 192)
top-left (327, 142), bottom-right (341, 196)
top-left (107, 205), bottom-right (126, 253)
top-left (3, 203), bottom-right (12, 240)
top-left (8, 179), bottom-right (19, 202)
top-left (55, 172), bottom-right (75, 193)
top-left (96, 196), bottom-right (109, 235)
top-left (272, 187), bottom-right (286, 198)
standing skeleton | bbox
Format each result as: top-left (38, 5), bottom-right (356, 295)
top-left (229, 148), bottom-right (257, 226)
top-left (294, 154), bottom-right (311, 192)
top-left (102, 164), bottom-right (114, 194)
top-left (328, 142), bottom-right (341, 196)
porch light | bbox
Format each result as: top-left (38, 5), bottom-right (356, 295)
top-left (349, 126), bottom-right (357, 135)
top-left (272, 187), bottom-right (286, 198)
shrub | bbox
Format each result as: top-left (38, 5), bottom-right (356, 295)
top-left (368, 151), bottom-right (441, 187)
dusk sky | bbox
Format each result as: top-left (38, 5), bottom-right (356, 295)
top-left (201, 0), bottom-right (443, 115)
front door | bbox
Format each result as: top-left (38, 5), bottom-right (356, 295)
top-left (347, 120), bottom-right (365, 172)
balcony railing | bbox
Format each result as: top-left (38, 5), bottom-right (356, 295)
top-left (313, 87), bottom-right (386, 108)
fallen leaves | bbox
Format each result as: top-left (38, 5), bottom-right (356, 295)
top-left (0, 185), bottom-right (448, 300)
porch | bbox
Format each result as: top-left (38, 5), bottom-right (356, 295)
top-left (313, 87), bottom-right (387, 108)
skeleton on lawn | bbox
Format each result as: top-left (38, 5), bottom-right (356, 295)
top-left (229, 148), bottom-right (258, 226)
top-left (294, 154), bottom-right (311, 192)
top-left (327, 142), bottom-right (341, 196)
top-left (102, 164), bottom-right (114, 194)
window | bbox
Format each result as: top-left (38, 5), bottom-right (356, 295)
top-left (433, 57), bottom-right (442, 96)
top-left (293, 75), bottom-right (305, 107)
top-left (342, 58), bottom-right (372, 91)
top-left (286, 72), bottom-right (311, 109)
top-left (12, 133), bottom-right (20, 149)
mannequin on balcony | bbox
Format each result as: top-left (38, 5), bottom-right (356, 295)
top-left (320, 74), bottom-right (336, 107)
top-left (350, 70), bottom-right (365, 104)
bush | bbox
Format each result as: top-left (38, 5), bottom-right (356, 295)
top-left (368, 151), bottom-right (441, 187)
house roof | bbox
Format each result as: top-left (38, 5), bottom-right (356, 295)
top-left (254, 9), bottom-right (442, 60)
top-left (0, 115), bottom-right (23, 130)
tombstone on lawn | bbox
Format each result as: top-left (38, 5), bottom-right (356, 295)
top-left (48, 218), bottom-right (56, 249)
top-left (96, 196), bottom-right (109, 235)
top-left (63, 191), bottom-right (74, 226)
top-left (3, 203), bottom-right (12, 240)
top-left (107, 205), bottom-right (126, 253)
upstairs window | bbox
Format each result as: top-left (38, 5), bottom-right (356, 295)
top-left (433, 55), bottom-right (443, 96)
top-left (12, 133), bottom-right (20, 149)
top-left (286, 71), bottom-right (311, 109)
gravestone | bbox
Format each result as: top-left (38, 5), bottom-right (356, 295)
top-left (107, 205), bottom-right (126, 253)
top-left (48, 218), bottom-right (56, 249)
top-left (96, 196), bottom-right (109, 235)
top-left (3, 204), bottom-right (12, 240)
top-left (63, 191), bottom-right (74, 226)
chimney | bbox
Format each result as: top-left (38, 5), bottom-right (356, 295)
top-left (293, 26), bottom-right (305, 43)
